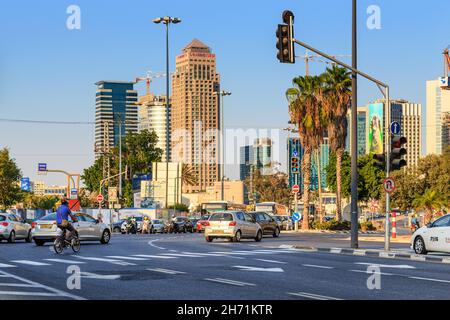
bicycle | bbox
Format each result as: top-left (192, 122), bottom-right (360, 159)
top-left (53, 229), bottom-right (81, 254)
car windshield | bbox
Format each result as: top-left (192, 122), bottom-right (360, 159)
top-left (201, 215), bottom-right (210, 220)
top-left (153, 220), bottom-right (162, 224)
top-left (41, 213), bottom-right (57, 221)
top-left (0, 215), bottom-right (6, 221)
top-left (210, 213), bottom-right (233, 221)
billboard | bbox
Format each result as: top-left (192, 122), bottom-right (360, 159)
top-left (368, 103), bottom-right (384, 154)
top-left (21, 177), bottom-right (30, 192)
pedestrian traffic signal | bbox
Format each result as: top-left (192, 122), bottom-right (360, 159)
top-left (373, 153), bottom-right (386, 170)
top-left (291, 157), bottom-right (300, 174)
top-left (390, 136), bottom-right (407, 170)
top-left (276, 11), bottom-right (295, 63)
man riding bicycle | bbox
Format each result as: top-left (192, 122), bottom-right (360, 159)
top-left (56, 197), bottom-right (78, 242)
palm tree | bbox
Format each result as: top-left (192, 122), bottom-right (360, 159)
top-left (286, 75), bottom-right (324, 230)
top-left (412, 189), bottom-right (446, 224)
top-left (178, 163), bottom-right (198, 207)
top-left (322, 65), bottom-right (352, 222)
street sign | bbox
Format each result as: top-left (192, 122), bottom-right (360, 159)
top-left (108, 187), bottom-right (118, 202)
top-left (292, 184), bottom-right (300, 194)
top-left (38, 163), bottom-right (47, 172)
top-left (292, 212), bottom-right (301, 221)
top-left (69, 188), bottom-right (78, 200)
top-left (21, 177), bottom-right (30, 192)
top-left (390, 121), bottom-right (401, 135)
top-left (292, 149), bottom-right (298, 157)
top-left (97, 194), bottom-right (104, 203)
top-left (383, 178), bottom-right (396, 193)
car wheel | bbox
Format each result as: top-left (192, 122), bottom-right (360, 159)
top-left (34, 239), bottom-right (45, 246)
top-left (7, 230), bottom-right (15, 243)
top-left (113, 227), bottom-right (121, 233)
top-left (100, 230), bottom-right (111, 244)
top-left (414, 236), bottom-right (428, 255)
top-left (206, 236), bottom-right (213, 242)
top-left (121, 231), bottom-right (126, 234)
top-left (273, 227), bottom-right (280, 238)
top-left (233, 230), bottom-right (241, 243)
top-left (255, 230), bottom-right (262, 242)
top-left (25, 231), bottom-right (32, 243)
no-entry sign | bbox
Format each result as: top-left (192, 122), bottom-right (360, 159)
top-left (292, 184), bottom-right (300, 193)
top-left (383, 178), bottom-right (395, 193)
top-left (97, 194), bottom-right (104, 203)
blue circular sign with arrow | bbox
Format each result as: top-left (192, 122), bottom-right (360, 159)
top-left (390, 121), bottom-right (401, 135)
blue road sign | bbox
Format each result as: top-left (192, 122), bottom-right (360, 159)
top-left (38, 163), bottom-right (47, 172)
top-left (292, 149), bottom-right (298, 157)
top-left (390, 121), bottom-right (401, 135)
top-left (292, 212), bottom-right (301, 222)
top-left (21, 177), bottom-right (30, 192)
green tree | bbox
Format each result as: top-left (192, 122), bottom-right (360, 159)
top-left (81, 157), bottom-right (103, 193)
top-left (168, 203), bottom-right (189, 212)
top-left (245, 169), bottom-right (292, 208)
top-left (0, 148), bottom-right (23, 210)
top-left (412, 189), bottom-right (447, 224)
top-left (321, 65), bottom-right (352, 221)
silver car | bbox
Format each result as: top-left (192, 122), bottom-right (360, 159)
top-left (205, 211), bottom-right (263, 242)
top-left (152, 219), bottom-right (167, 233)
top-left (31, 212), bottom-right (111, 246)
top-left (0, 213), bottom-right (32, 243)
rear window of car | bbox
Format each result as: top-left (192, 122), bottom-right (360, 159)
top-left (135, 217), bottom-right (143, 221)
top-left (153, 220), bottom-right (161, 224)
top-left (210, 213), bottom-right (233, 221)
top-left (0, 215), bottom-right (6, 221)
top-left (41, 213), bottom-right (57, 221)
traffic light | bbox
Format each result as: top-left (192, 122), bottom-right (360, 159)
top-left (291, 157), bottom-right (300, 174)
top-left (373, 153), bottom-right (386, 170)
top-left (390, 136), bottom-right (407, 170)
top-left (276, 10), bottom-right (295, 63)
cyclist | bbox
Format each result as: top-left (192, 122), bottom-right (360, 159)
top-left (56, 197), bottom-right (78, 243)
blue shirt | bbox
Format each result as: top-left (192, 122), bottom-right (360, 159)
top-left (56, 204), bottom-right (71, 224)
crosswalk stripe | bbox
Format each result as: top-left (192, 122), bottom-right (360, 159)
top-left (288, 292), bottom-right (342, 300)
top-left (44, 259), bottom-right (86, 264)
top-left (105, 256), bottom-right (149, 261)
top-left (0, 263), bottom-right (16, 268)
top-left (254, 259), bottom-right (287, 264)
top-left (146, 268), bottom-right (186, 275)
top-left (132, 255), bottom-right (177, 259)
top-left (204, 278), bottom-right (256, 287)
top-left (303, 264), bottom-right (334, 269)
top-left (11, 260), bottom-right (51, 266)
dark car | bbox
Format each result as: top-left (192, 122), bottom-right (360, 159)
top-left (189, 218), bottom-right (200, 232)
top-left (172, 217), bottom-right (194, 233)
top-left (247, 211), bottom-right (280, 237)
top-left (112, 219), bottom-right (125, 233)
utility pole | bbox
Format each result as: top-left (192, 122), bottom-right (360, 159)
top-left (118, 114), bottom-right (123, 199)
top-left (385, 87), bottom-right (391, 251)
top-left (350, 0), bottom-right (359, 248)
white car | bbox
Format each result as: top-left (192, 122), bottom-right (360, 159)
top-left (411, 214), bottom-right (450, 254)
top-left (0, 213), bottom-right (32, 243)
top-left (204, 211), bottom-right (263, 242)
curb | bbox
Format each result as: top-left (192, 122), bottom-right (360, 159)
top-left (283, 230), bottom-right (382, 235)
top-left (280, 244), bottom-right (450, 264)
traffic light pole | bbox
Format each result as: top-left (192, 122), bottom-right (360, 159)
top-left (290, 38), bottom-right (391, 249)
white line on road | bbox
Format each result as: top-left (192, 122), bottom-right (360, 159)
top-left (0, 283), bottom-right (39, 288)
top-left (80, 272), bottom-right (121, 280)
top-left (302, 264), bottom-right (334, 269)
top-left (146, 268), bottom-right (186, 275)
top-left (232, 265), bottom-right (284, 272)
top-left (355, 262), bottom-right (416, 269)
top-left (348, 269), bottom-right (394, 276)
top-left (132, 254), bottom-right (177, 259)
top-left (11, 260), bottom-right (51, 266)
top-left (254, 259), bottom-right (287, 264)
top-left (408, 276), bottom-right (450, 284)
top-left (288, 292), bottom-right (342, 300)
top-left (330, 248), bottom-right (342, 254)
top-left (0, 263), bottom-right (16, 268)
top-left (181, 252), bottom-right (225, 257)
top-left (0, 291), bottom-right (60, 297)
top-left (204, 278), bottom-right (256, 287)
top-left (148, 239), bottom-right (165, 250)
top-left (73, 256), bottom-right (136, 266)
top-left (160, 253), bottom-right (205, 258)
top-left (44, 259), bottom-right (86, 264)
top-left (105, 256), bottom-right (149, 261)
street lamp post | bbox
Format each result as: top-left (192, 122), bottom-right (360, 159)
top-left (153, 16), bottom-right (181, 209)
top-left (215, 90), bottom-right (231, 201)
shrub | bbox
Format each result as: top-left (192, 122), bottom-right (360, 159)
top-left (359, 221), bottom-right (377, 231)
top-left (312, 220), bottom-right (351, 231)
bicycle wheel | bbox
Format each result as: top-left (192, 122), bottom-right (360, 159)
top-left (53, 239), bottom-right (64, 254)
top-left (71, 238), bottom-right (81, 253)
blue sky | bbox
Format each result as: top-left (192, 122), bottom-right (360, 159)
top-left (0, 0), bottom-right (447, 185)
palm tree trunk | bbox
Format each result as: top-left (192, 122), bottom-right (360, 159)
top-left (315, 148), bottom-right (324, 223)
top-left (302, 148), bottom-right (312, 230)
top-left (335, 148), bottom-right (344, 222)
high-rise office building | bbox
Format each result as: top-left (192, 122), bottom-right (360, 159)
top-left (398, 100), bottom-right (422, 167)
top-left (171, 39), bottom-right (221, 193)
top-left (95, 81), bottom-right (138, 156)
top-left (138, 94), bottom-right (171, 161)
top-left (426, 79), bottom-right (450, 155)
top-left (239, 145), bottom-right (254, 181)
top-left (239, 138), bottom-right (273, 181)
top-left (346, 106), bottom-right (368, 155)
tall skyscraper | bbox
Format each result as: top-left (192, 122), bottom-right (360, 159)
top-left (239, 138), bottom-right (273, 181)
top-left (398, 100), bottom-right (422, 167)
top-left (426, 79), bottom-right (450, 155)
top-left (138, 94), bottom-right (171, 161)
top-left (239, 145), bottom-right (254, 181)
top-left (171, 39), bottom-right (221, 193)
top-left (346, 106), bottom-right (368, 155)
top-left (95, 81), bottom-right (138, 156)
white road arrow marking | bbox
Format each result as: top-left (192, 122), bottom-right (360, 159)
top-left (355, 262), bottom-right (416, 269)
top-left (232, 265), bottom-right (284, 272)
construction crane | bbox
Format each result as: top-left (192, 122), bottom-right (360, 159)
top-left (443, 46), bottom-right (450, 78)
top-left (297, 50), bottom-right (351, 76)
top-left (134, 71), bottom-right (165, 96)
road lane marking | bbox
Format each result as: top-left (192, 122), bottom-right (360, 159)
top-left (161, 253), bottom-right (205, 258)
top-left (11, 260), bottom-right (51, 266)
top-left (80, 272), bottom-right (121, 280)
top-left (204, 278), bottom-right (256, 287)
top-left (73, 256), bottom-right (136, 265)
top-left (349, 269), bottom-right (394, 276)
top-left (354, 262), bottom-right (416, 269)
top-left (146, 268), bottom-right (186, 275)
top-left (254, 259), bottom-right (287, 264)
top-left (0, 263), bottom-right (16, 268)
top-left (288, 292), bottom-right (342, 300)
top-left (148, 239), bottom-right (165, 250)
top-left (0, 270), bottom-right (85, 300)
top-left (0, 283), bottom-right (40, 288)
top-left (408, 276), bottom-right (450, 284)
top-left (302, 264), bottom-right (334, 269)
top-left (44, 259), bottom-right (86, 264)
top-left (0, 291), bottom-right (60, 297)
top-left (232, 265), bottom-right (284, 272)
top-left (105, 256), bottom-right (149, 261)
top-left (132, 255), bottom-right (177, 259)
top-left (181, 252), bottom-right (225, 257)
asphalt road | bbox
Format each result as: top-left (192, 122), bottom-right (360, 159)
top-left (0, 232), bottom-right (449, 300)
